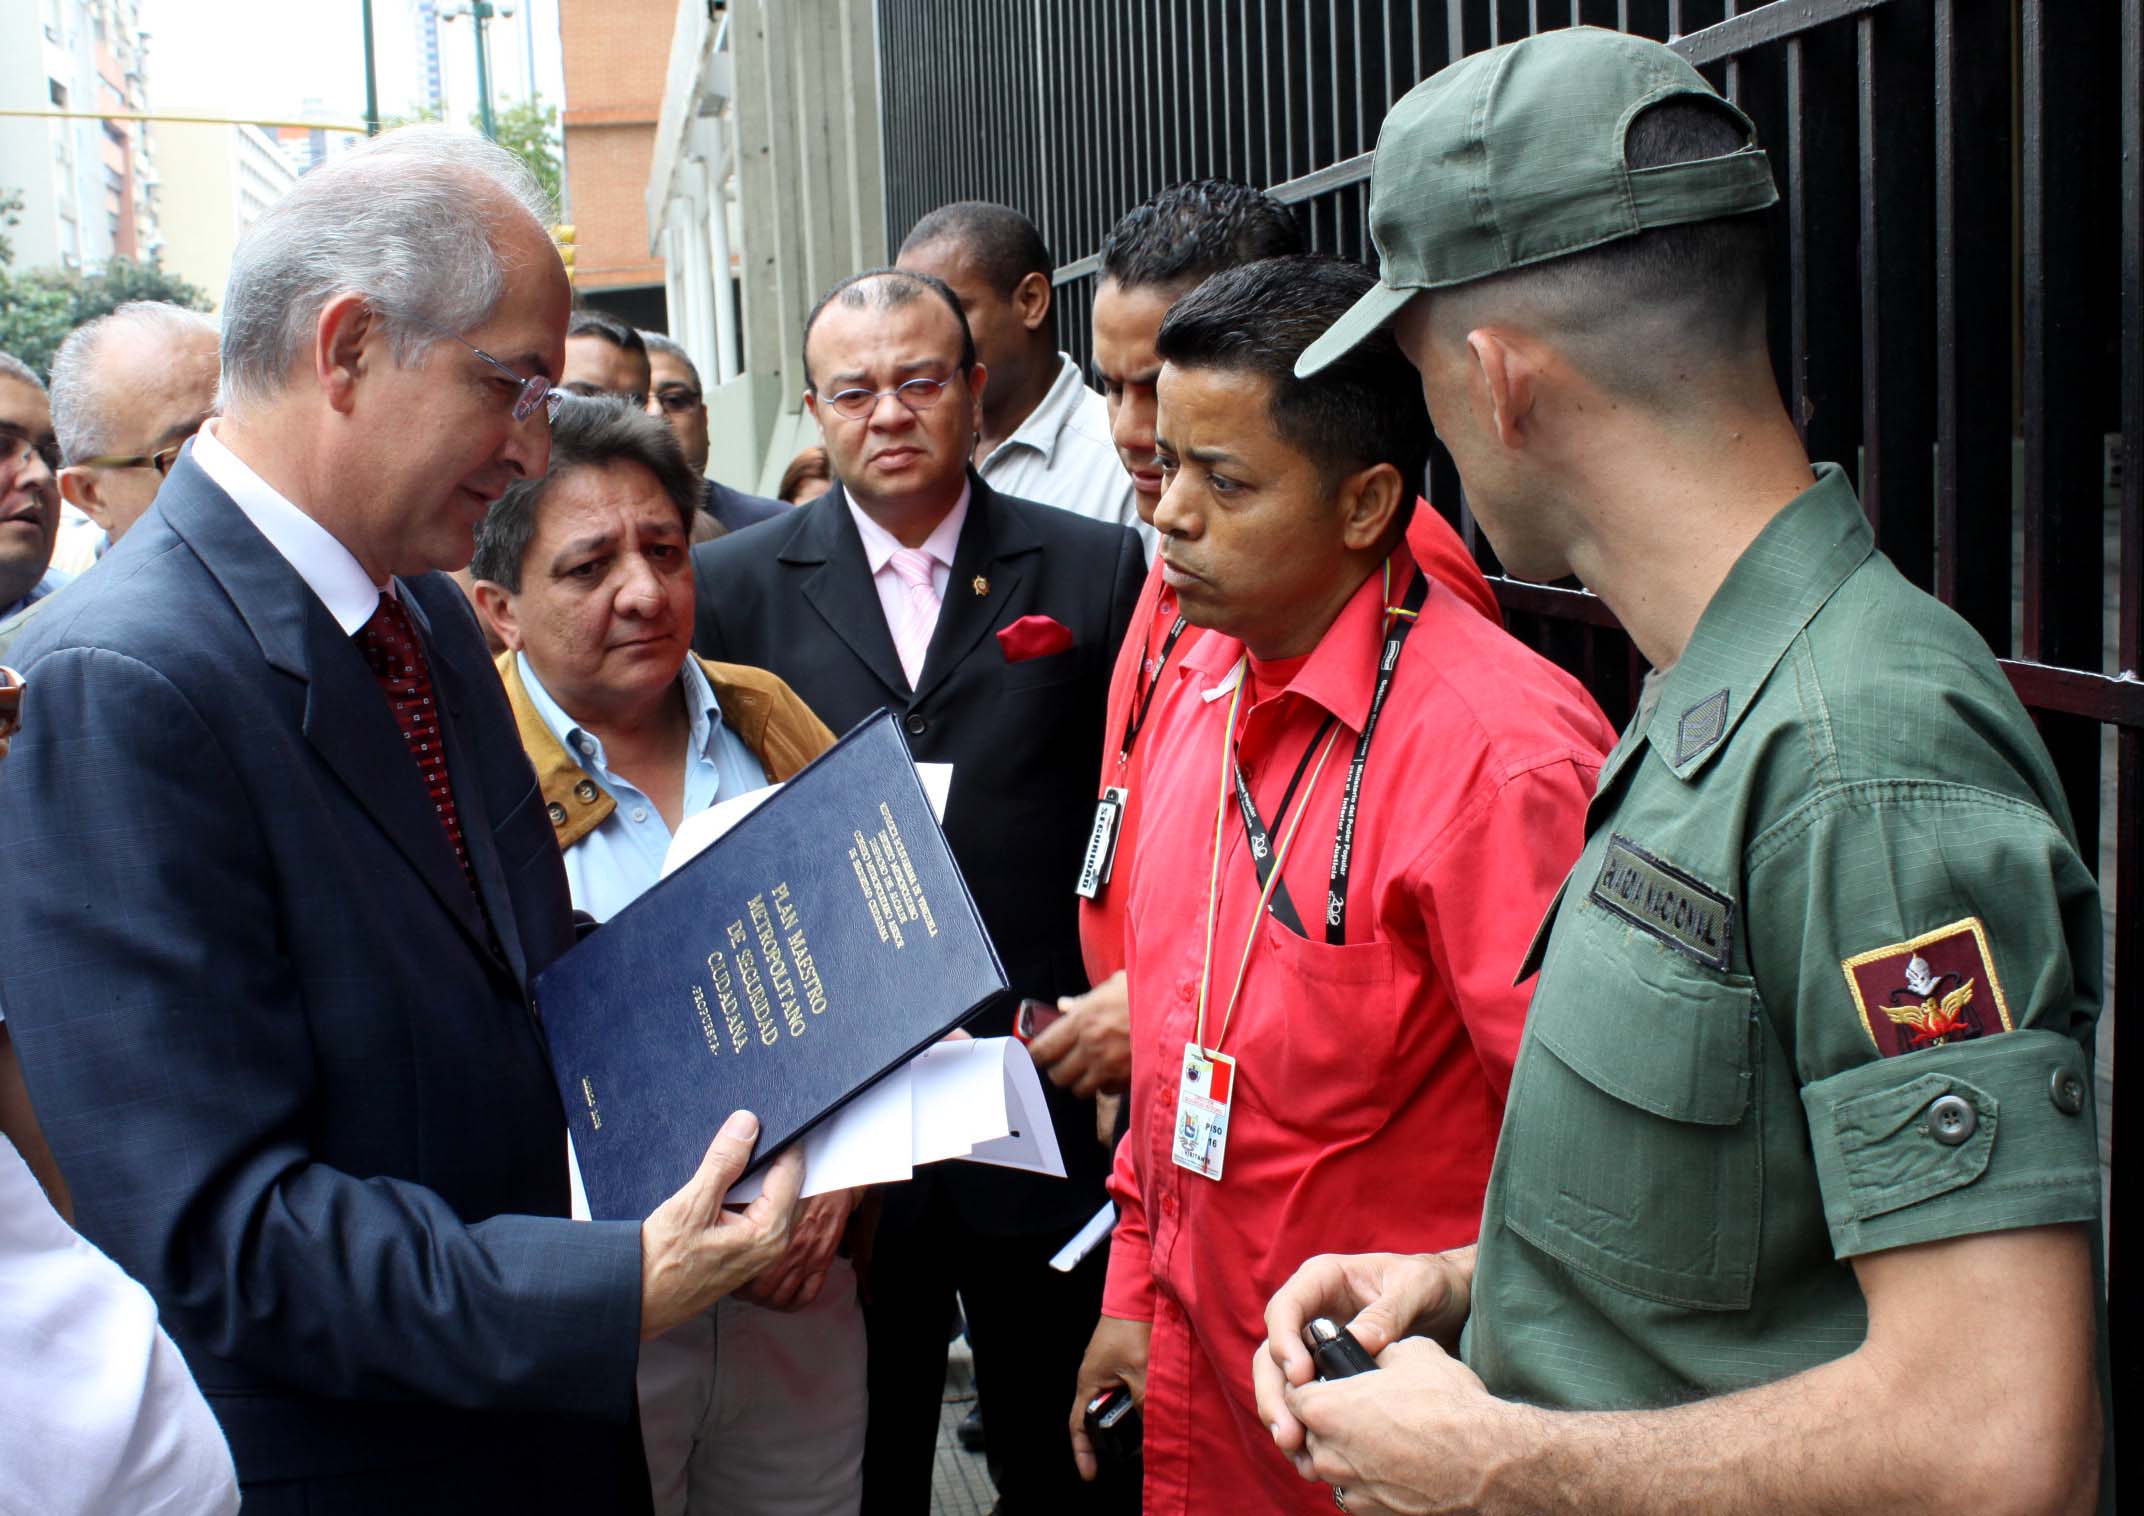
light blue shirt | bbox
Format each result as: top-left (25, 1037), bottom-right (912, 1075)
top-left (519, 653), bottom-right (771, 922)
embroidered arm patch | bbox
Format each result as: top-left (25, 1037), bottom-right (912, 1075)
top-left (1841, 916), bottom-right (2014, 1058)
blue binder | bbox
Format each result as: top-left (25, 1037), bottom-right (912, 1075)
top-left (534, 709), bottom-right (1009, 1220)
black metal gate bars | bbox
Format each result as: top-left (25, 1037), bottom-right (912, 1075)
top-left (876, 0), bottom-right (2136, 1384)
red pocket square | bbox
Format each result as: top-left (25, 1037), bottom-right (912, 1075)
top-left (996, 614), bottom-right (1075, 663)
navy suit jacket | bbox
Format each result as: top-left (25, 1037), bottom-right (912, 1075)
top-left (690, 471), bottom-right (1143, 1236)
top-left (0, 456), bottom-right (648, 1504)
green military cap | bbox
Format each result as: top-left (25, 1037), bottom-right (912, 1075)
top-left (1296, 26), bottom-right (1779, 376)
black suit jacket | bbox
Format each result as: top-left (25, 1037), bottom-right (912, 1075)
top-left (691, 471), bottom-right (1143, 1235)
top-left (0, 457), bottom-right (648, 1505)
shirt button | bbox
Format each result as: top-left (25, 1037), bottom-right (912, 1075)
top-left (2049, 1068), bottom-right (2087, 1117)
top-left (1178, 981), bottom-right (1193, 1002)
top-left (905, 713), bottom-right (928, 737)
top-left (573, 780), bottom-right (599, 803)
top-left (630, 806), bottom-right (649, 823)
top-left (577, 737), bottom-right (596, 755)
top-left (1925, 1093), bottom-right (1977, 1146)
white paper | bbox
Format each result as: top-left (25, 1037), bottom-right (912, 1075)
top-left (960, 1038), bottom-right (1066, 1181)
top-left (1049, 1201), bottom-right (1118, 1272)
top-left (909, 1039), bottom-right (1010, 1165)
top-left (722, 1037), bottom-right (1062, 1203)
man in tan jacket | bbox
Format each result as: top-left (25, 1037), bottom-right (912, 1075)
top-left (471, 395), bottom-right (866, 1516)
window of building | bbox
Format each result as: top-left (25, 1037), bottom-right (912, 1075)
top-left (49, 79), bottom-right (68, 108)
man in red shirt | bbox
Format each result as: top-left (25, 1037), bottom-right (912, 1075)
top-left (1036, 181), bottom-right (1501, 1101)
top-left (1067, 254), bottom-right (1615, 1510)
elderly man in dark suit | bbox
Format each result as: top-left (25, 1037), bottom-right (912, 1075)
top-left (0, 125), bottom-right (802, 1515)
top-left (691, 267), bottom-right (1143, 1514)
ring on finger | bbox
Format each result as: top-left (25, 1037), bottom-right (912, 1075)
top-left (1333, 1487), bottom-right (1348, 1513)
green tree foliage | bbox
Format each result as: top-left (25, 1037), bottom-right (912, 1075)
top-left (0, 248), bottom-right (212, 380)
top-left (384, 94), bottom-right (563, 214)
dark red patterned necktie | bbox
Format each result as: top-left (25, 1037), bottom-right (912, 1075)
top-left (355, 592), bottom-right (477, 895)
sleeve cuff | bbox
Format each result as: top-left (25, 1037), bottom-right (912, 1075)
top-left (1802, 1028), bottom-right (2102, 1259)
top-left (1102, 1225), bottom-right (1155, 1321)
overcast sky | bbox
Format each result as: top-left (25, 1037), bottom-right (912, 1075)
top-left (140, 0), bottom-right (565, 131)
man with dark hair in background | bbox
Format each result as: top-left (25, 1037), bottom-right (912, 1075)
top-left (897, 200), bottom-right (1141, 543)
top-left (690, 265), bottom-right (1144, 1515)
top-left (1256, 30), bottom-right (2106, 1516)
top-left (563, 310), bottom-right (652, 405)
top-left (640, 330), bottom-right (789, 532)
top-left (1070, 254), bottom-right (1610, 1511)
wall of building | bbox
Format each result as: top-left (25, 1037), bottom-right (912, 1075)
top-left (153, 120), bottom-right (296, 311)
top-left (0, 0), bottom-right (159, 273)
top-left (645, 0), bottom-right (884, 495)
top-left (558, 0), bottom-right (670, 294)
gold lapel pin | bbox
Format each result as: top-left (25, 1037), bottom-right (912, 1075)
top-left (972, 575), bottom-right (989, 597)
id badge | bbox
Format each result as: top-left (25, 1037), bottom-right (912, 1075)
top-left (1075, 786), bottom-right (1128, 900)
top-left (1170, 1043), bottom-right (1236, 1181)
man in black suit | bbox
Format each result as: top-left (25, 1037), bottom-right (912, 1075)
top-left (691, 267), bottom-right (1143, 1514)
top-left (641, 330), bottom-right (790, 532)
top-left (0, 126), bottom-right (802, 1513)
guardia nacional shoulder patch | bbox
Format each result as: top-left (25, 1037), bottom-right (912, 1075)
top-left (1841, 917), bottom-right (2013, 1058)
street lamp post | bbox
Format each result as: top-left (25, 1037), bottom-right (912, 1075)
top-left (440, 0), bottom-right (515, 141)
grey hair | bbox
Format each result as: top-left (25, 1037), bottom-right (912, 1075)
top-left (470, 394), bottom-right (700, 592)
top-left (49, 302), bottom-right (220, 465)
top-left (0, 351), bottom-right (44, 390)
top-left (219, 124), bottom-right (555, 415)
top-left (638, 330), bottom-right (700, 392)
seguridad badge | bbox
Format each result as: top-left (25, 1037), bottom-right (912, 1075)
top-left (1170, 1042), bottom-right (1235, 1181)
top-left (1840, 916), bottom-right (2013, 1058)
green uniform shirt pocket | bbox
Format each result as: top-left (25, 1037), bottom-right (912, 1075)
top-left (1505, 910), bottom-right (1762, 1311)
top-left (1802, 1029), bottom-right (2101, 1259)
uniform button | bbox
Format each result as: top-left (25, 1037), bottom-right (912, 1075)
top-left (1926, 1093), bottom-right (1976, 1146)
top-left (630, 806), bottom-right (649, 823)
top-left (577, 737), bottom-right (596, 755)
top-left (1178, 981), bottom-right (1193, 1002)
top-left (904, 713), bottom-right (928, 736)
top-left (545, 802), bottom-right (568, 827)
top-left (573, 779), bottom-right (599, 803)
top-left (2050, 1068), bottom-right (2087, 1117)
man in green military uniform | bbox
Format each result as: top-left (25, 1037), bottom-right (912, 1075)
top-left (1251, 27), bottom-right (2106, 1516)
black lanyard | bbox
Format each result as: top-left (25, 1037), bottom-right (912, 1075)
top-left (1228, 568), bottom-right (1429, 945)
top-left (1230, 713), bottom-right (1338, 936)
top-left (1119, 614), bottom-right (1189, 762)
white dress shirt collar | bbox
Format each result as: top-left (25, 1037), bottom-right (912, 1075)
top-left (191, 420), bottom-right (388, 635)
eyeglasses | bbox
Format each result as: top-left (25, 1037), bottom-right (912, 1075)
top-left (0, 428), bottom-right (61, 476)
top-left (76, 441), bottom-right (186, 477)
top-left (432, 328), bottom-right (563, 422)
top-left (818, 375), bottom-right (955, 421)
top-left (651, 385), bottom-right (702, 415)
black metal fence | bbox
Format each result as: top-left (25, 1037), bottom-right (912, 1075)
top-left (879, 0), bottom-right (2136, 1379)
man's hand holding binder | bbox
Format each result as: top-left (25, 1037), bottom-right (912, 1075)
top-left (639, 1110), bottom-right (806, 1339)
